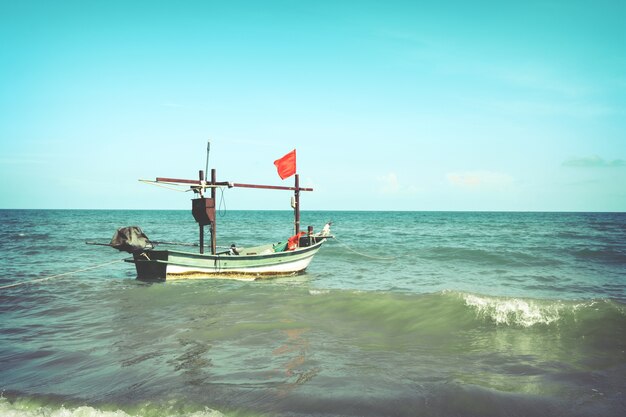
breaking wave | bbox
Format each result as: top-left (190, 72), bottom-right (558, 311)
top-left (461, 292), bottom-right (563, 326)
top-left (292, 287), bottom-right (626, 339)
top-left (436, 290), bottom-right (624, 331)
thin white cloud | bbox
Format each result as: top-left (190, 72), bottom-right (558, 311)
top-left (379, 172), bottom-right (400, 194)
top-left (228, 138), bottom-right (276, 147)
top-left (562, 155), bottom-right (626, 168)
top-left (0, 157), bottom-right (45, 165)
top-left (467, 97), bottom-right (620, 118)
top-left (382, 31), bottom-right (620, 118)
top-left (377, 172), bottom-right (419, 195)
top-left (160, 101), bottom-right (184, 108)
top-left (447, 171), bottom-right (513, 190)
top-left (492, 66), bottom-right (591, 98)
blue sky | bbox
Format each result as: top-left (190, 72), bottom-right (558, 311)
top-left (1, 0), bottom-right (625, 211)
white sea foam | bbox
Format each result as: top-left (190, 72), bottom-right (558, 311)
top-left (463, 293), bottom-right (562, 327)
top-left (0, 398), bottom-right (225, 417)
top-left (308, 289), bottom-right (330, 295)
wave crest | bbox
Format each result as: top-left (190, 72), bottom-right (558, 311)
top-left (453, 291), bottom-right (625, 330)
top-left (461, 293), bottom-right (562, 326)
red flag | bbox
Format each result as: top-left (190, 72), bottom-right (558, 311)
top-left (274, 149), bottom-right (296, 179)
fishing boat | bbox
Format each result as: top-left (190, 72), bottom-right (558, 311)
top-left (100, 145), bottom-right (331, 281)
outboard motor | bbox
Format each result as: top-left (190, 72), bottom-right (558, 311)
top-left (110, 226), bottom-right (153, 253)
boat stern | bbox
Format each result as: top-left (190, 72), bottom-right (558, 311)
top-left (126, 251), bottom-right (169, 281)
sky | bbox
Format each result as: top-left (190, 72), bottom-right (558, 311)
top-left (1, 0), bottom-right (625, 211)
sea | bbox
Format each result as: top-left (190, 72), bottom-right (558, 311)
top-left (0, 209), bottom-right (625, 417)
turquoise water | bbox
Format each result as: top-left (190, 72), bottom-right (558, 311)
top-left (1, 210), bottom-right (625, 416)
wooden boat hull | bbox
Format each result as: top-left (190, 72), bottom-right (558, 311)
top-left (126, 239), bottom-right (325, 281)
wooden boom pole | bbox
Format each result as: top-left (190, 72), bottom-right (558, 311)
top-left (155, 177), bottom-right (313, 192)
top-left (294, 174), bottom-right (300, 235)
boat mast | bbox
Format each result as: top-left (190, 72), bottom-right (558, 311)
top-left (210, 168), bottom-right (217, 255)
top-left (294, 174), bottom-right (300, 235)
top-left (199, 170), bottom-right (205, 254)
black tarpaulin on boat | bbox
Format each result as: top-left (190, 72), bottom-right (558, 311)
top-left (110, 226), bottom-right (153, 253)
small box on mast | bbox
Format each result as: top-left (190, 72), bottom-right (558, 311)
top-left (192, 198), bottom-right (215, 226)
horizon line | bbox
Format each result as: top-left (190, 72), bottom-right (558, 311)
top-left (1, 208), bottom-right (624, 214)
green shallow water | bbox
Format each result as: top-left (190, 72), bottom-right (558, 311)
top-left (1, 210), bottom-right (625, 416)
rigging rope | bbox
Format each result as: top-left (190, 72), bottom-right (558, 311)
top-left (218, 186), bottom-right (227, 217)
top-left (139, 179), bottom-right (231, 215)
top-left (0, 259), bottom-right (122, 290)
top-left (138, 179), bottom-right (192, 192)
top-left (332, 236), bottom-right (397, 260)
